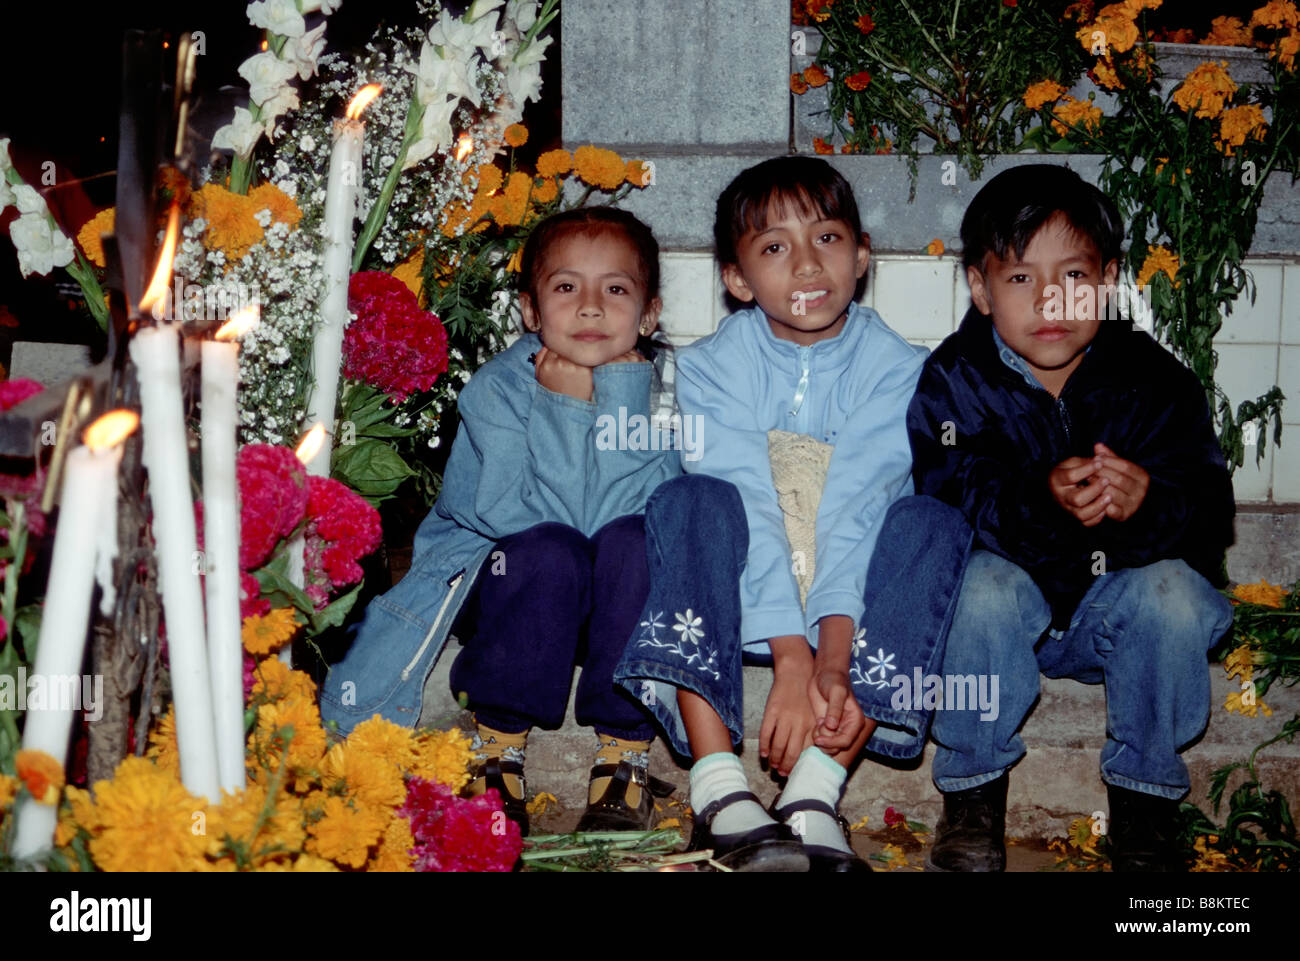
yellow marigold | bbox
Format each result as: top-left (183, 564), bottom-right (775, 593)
top-left (411, 727), bottom-right (474, 790)
top-left (1232, 579), bottom-right (1287, 607)
top-left (321, 742), bottom-right (406, 811)
top-left (1136, 245), bottom-right (1180, 288)
top-left (251, 655), bottom-right (318, 704)
top-left (532, 177), bottom-right (559, 205)
top-left (1223, 643), bottom-right (1263, 682)
top-left (927, 238), bottom-right (945, 256)
top-left (250, 695), bottom-right (328, 792)
top-left (506, 246), bottom-right (524, 273)
top-left (146, 707), bottom-right (180, 779)
top-left (504, 123), bottom-right (529, 148)
top-left (526, 791), bottom-right (558, 818)
top-left (55, 785), bottom-right (99, 848)
top-left (573, 145), bottom-right (627, 190)
top-left (213, 782), bottom-right (306, 865)
top-left (1077, 12), bottom-right (1140, 56)
top-left (1067, 815), bottom-right (1102, 853)
top-left (1251, 1), bottom-right (1300, 29)
top-left (190, 182), bottom-right (263, 261)
top-left (1050, 96), bottom-right (1103, 136)
top-left (88, 756), bottom-right (211, 872)
top-left (1217, 104), bottom-right (1269, 154)
top-left (392, 246), bottom-right (425, 303)
top-left (806, 0), bottom-right (834, 23)
top-left (1224, 686), bottom-right (1273, 717)
top-left (1172, 61), bottom-right (1236, 118)
top-left (802, 64), bottom-right (830, 88)
top-left (17, 749), bottom-right (64, 805)
top-left (813, 137), bottom-right (835, 155)
top-left (790, 71), bottom-right (809, 95)
top-left (1024, 79), bottom-right (1066, 110)
top-left (477, 164), bottom-right (505, 196)
top-left (1202, 16), bottom-right (1253, 45)
top-left (498, 170), bottom-right (534, 227)
top-left (368, 815), bottom-right (416, 872)
top-left (242, 607), bottom-right (301, 656)
top-left (1092, 56), bottom-right (1123, 90)
top-left (292, 853), bottom-right (341, 871)
top-left (348, 715), bottom-right (418, 771)
top-left (247, 182), bottom-right (302, 229)
top-left (536, 149), bottom-right (572, 178)
top-left (76, 208), bottom-right (115, 268)
top-left (306, 795), bottom-right (386, 867)
top-left (1274, 29), bottom-right (1300, 69)
top-left (1189, 835), bottom-right (1236, 872)
top-left (625, 159), bottom-right (651, 187)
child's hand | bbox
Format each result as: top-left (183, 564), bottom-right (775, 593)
top-left (602, 349), bottom-right (647, 365)
top-left (533, 345), bottom-right (594, 401)
top-left (809, 667), bottom-right (866, 756)
top-left (1093, 442), bottom-right (1150, 521)
top-left (760, 637), bottom-right (816, 777)
top-left (1048, 456), bottom-right (1111, 527)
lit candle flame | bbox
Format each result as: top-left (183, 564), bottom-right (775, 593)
top-left (295, 423), bottom-right (326, 464)
top-left (346, 84), bottom-right (383, 121)
top-left (215, 304), bottom-right (261, 341)
top-left (455, 133), bottom-right (473, 163)
top-left (83, 410), bottom-right (140, 452)
top-left (138, 205), bottom-right (181, 318)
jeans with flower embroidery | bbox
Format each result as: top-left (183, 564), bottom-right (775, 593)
top-left (613, 473), bottom-right (973, 760)
top-left (449, 516), bottom-right (657, 741)
top-left (930, 550), bottom-right (1234, 799)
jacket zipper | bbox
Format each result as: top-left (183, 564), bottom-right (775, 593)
top-left (1055, 396), bottom-right (1073, 445)
top-left (400, 569), bottom-right (465, 682)
top-left (789, 346), bottom-right (811, 417)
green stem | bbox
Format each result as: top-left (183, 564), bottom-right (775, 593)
top-left (63, 253), bottom-right (109, 334)
top-left (352, 96), bottom-right (425, 273)
top-left (517, 0), bottom-right (560, 58)
top-left (897, 0), bottom-right (957, 75)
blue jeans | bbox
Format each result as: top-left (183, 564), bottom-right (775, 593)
top-left (613, 473), bottom-right (973, 760)
top-left (930, 550), bottom-right (1234, 800)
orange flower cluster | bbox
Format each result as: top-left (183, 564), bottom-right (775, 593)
top-left (926, 238), bottom-right (945, 256)
top-left (1216, 104), bottom-right (1268, 155)
top-left (813, 137), bottom-right (835, 155)
top-left (804, 0), bottom-right (834, 23)
top-left (1023, 79), bottom-right (1066, 110)
top-left (1201, 16), bottom-right (1253, 46)
top-left (803, 64), bottom-right (830, 88)
top-left (1136, 244), bottom-right (1180, 289)
top-left (504, 124), bottom-right (528, 148)
top-left (189, 182), bottom-right (303, 261)
top-left (1252, 2), bottom-right (1300, 70)
top-left (1172, 61), bottom-right (1237, 119)
top-left (573, 145), bottom-right (626, 190)
top-left (16, 749), bottom-right (64, 805)
top-left (1050, 96), bottom-right (1103, 136)
top-left (845, 70), bottom-right (872, 91)
top-left (76, 208), bottom-right (115, 268)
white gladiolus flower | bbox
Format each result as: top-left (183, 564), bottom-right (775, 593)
top-left (467, 0), bottom-right (506, 22)
top-left (513, 31), bottom-right (552, 69)
top-left (300, 0), bottom-right (342, 13)
top-left (10, 212), bottom-right (75, 278)
top-left (427, 9), bottom-right (498, 62)
top-left (403, 93), bottom-right (459, 169)
top-left (247, 0), bottom-right (306, 38)
top-left (504, 59), bottom-right (543, 107)
top-left (213, 106), bottom-right (266, 156)
top-left (259, 86), bottom-right (301, 134)
top-left (506, 0), bottom-right (539, 33)
top-left (12, 183), bottom-right (46, 217)
top-left (239, 51), bottom-right (298, 106)
top-left (282, 21), bottom-right (329, 81)
top-left (0, 138), bottom-right (12, 175)
top-left (0, 179), bottom-right (14, 211)
top-left (410, 37), bottom-right (479, 108)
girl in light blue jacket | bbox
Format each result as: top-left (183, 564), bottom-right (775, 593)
top-left (320, 208), bottom-right (681, 835)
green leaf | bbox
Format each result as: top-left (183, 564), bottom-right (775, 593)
top-left (356, 421), bottom-right (419, 439)
top-left (308, 583), bottom-right (362, 637)
top-left (253, 562), bottom-right (316, 620)
top-left (13, 604), bottom-right (42, 664)
top-left (330, 439), bottom-right (414, 502)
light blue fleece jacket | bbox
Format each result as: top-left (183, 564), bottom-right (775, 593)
top-left (675, 302), bottom-right (926, 652)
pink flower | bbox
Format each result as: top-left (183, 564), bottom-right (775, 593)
top-left (236, 444), bottom-right (309, 570)
top-left (400, 778), bottom-right (521, 872)
top-left (344, 271), bottom-right (449, 402)
top-left (0, 378), bottom-right (43, 412)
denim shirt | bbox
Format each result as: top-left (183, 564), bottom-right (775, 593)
top-left (319, 333), bottom-right (682, 734)
top-left (674, 303), bottom-right (926, 651)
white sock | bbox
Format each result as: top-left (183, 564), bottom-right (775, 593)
top-left (777, 747), bottom-right (851, 853)
top-left (690, 752), bottom-right (774, 837)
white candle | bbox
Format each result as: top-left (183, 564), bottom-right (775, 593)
top-left (303, 86), bottom-right (380, 479)
top-left (11, 412), bottom-right (136, 860)
top-left (131, 325), bottom-right (219, 801)
top-left (201, 308), bottom-right (257, 794)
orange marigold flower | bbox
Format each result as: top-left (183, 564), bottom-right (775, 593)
top-left (536, 149), bottom-right (572, 178)
top-left (874, 139), bottom-right (894, 154)
top-left (1023, 79), bottom-right (1066, 110)
top-left (16, 749), bottom-right (64, 805)
top-left (252, 655), bottom-right (318, 704)
top-left (498, 171), bottom-right (534, 227)
top-left (532, 177), bottom-right (559, 205)
top-left (1172, 61), bottom-right (1236, 118)
top-left (368, 815), bottom-right (416, 872)
top-left (790, 72), bottom-right (810, 95)
top-left (248, 182), bottom-right (302, 229)
top-left (1077, 12), bottom-right (1139, 55)
top-left (1136, 244), bottom-right (1180, 289)
top-left (146, 707), bottom-right (180, 779)
top-left (76, 208), bottom-right (115, 268)
top-left (806, 0), bottom-right (834, 23)
top-left (477, 164), bottom-right (505, 195)
top-left (1274, 29), bottom-right (1300, 69)
top-left (190, 183), bottom-right (263, 261)
top-left (1232, 579), bottom-right (1287, 607)
top-left (625, 159), bottom-right (652, 187)
top-left (573, 145), bottom-right (627, 190)
top-left (504, 124), bottom-right (528, 148)
top-left (1202, 15), bottom-right (1253, 45)
top-left (0, 772), bottom-right (17, 809)
top-left (803, 64), bottom-right (830, 88)
top-left (856, 13), bottom-right (875, 33)
top-left (813, 137), bottom-right (835, 155)
top-left (1050, 96), bottom-right (1103, 136)
top-left (242, 607), bottom-right (301, 655)
top-left (306, 795), bottom-right (386, 868)
top-left (1217, 104), bottom-right (1268, 154)
top-left (1250, 1), bottom-right (1300, 30)
top-left (1091, 57), bottom-right (1123, 90)
top-left (840, 142), bottom-right (857, 154)
top-left (392, 246), bottom-right (425, 303)
top-left (927, 238), bottom-right (945, 256)
top-left (845, 70), bottom-right (872, 91)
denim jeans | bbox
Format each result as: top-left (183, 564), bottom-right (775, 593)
top-left (930, 550), bottom-right (1234, 800)
top-left (448, 517), bottom-right (656, 741)
top-left (613, 473), bottom-right (973, 760)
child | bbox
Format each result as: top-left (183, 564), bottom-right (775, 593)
top-left (908, 164), bottom-right (1235, 872)
top-left (616, 156), bottom-right (958, 872)
top-left (320, 207), bottom-right (681, 835)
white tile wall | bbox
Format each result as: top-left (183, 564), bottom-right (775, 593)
top-left (1272, 433), bottom-right (1300, 501)
top-left (658, 253), bottom-right (722, 339)
top-left (1283, 264), bottom-right (1300, 345)
top-left (1233, 443), bottom-right (1275, 502)
top-left (1220, 263), bottom-right (1283, 344)
top-left (871, 257), bottom-right (958, 341)
top-left (1279, 345), bottom-right (1300, 425)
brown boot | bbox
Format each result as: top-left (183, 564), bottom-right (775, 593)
top-left (924, 774), bottom-right (1008, 872)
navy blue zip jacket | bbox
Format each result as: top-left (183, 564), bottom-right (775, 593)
top-left (906, 306), bottom-right (1234, 629)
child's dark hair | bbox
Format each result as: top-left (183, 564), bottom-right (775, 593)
top-left (960, 164), bottom-right (1124, 273)
top-left (518, 206), bottom-right (661, 304)
top-left (714, 156), bottom-right (863, 267)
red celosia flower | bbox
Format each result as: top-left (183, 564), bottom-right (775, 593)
top-left (301, 475), bottom-right (382, 609)
top-left (344, 271), bottom-right (450, 402)
top-left (241, 570), bottom-right (270, 621)
top-left (400, 778), bottom-right (522, 872)
top-left (236, 444), bottom-right (309, 571)
top-left (884, 806), bottom-right (905, 827)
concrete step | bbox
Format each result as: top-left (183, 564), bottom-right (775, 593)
top-left (417, 651), bottom-right (1300, 840)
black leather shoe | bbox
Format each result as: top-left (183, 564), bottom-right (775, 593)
top-left (772, 797), bottom-right (872, 873)
top-left (1106, 784), bottom-right (1184, 872)
top-left (467, 757), bottom-right (530, 837)
top-left (574, 762), bottom-right (675, 832)
top-left (690, 790), bottom-right (810, 872)
top-left (924, 774), bottom-right (1008, 872)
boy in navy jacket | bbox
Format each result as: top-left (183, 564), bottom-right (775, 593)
top-left (908, 164), bottom-right (1235, 872)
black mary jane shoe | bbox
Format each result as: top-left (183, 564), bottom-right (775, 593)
top-left (467, 757), bottom-right (530, 837)
top-left (690, 791), bottom-right (810, 872)
top-left (574, 761), bottom-right (676, 833)
top-left (772, 797), bottom-right (873, 873)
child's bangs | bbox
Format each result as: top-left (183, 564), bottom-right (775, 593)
top-left (738, 184), bottom-right (838, 237)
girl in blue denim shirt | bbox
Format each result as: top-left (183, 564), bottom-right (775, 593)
top-left (320, 208), bottom-right (680, 835)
